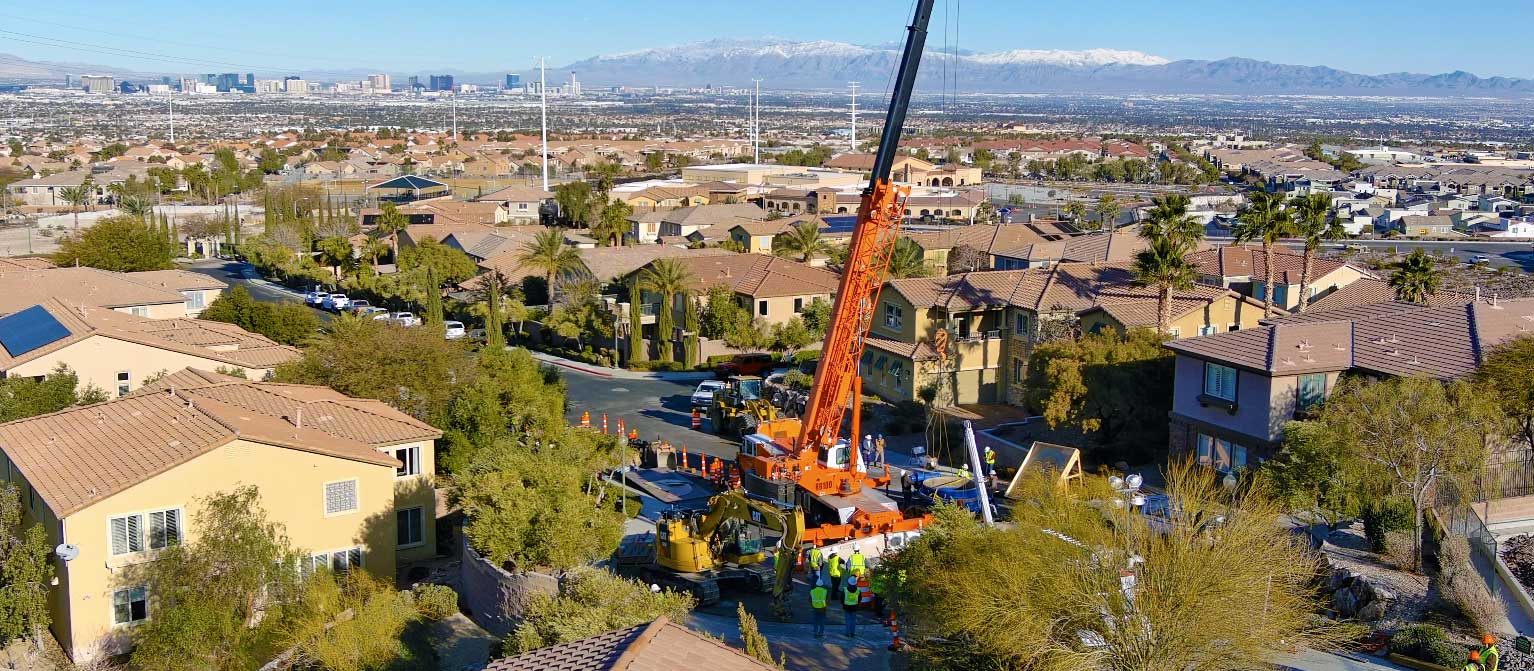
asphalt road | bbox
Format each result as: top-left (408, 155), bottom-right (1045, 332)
top-left (185, 259), bottom-right (333, 319)
top-left (1212, 238), bottom-right (1534, 270)
top-left (559, 369), bottom-right (738, 462)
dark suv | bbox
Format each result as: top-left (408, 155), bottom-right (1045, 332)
top-left (713, 353), bottom-right (776, 379)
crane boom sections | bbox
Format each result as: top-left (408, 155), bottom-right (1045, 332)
top-left (797, 0), bottom-right (934, 453)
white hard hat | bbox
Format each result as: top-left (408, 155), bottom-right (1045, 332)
top-left (865, 434), bottom-right (871, 439)
top-left (650, 584), bottom-right (661, 593)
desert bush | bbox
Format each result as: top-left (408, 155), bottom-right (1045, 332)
top-left (411, 583), bottom-right (459, 620)
top-left (1361, 497), bottom-right (1414, 552)
top-left (1390, 624), bottom-right (1462, 667)
top-left (1383, 531), bottom-right (1416, 571)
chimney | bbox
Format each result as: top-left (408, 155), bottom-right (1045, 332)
top-left (293, 405), bottom-right (303, 429)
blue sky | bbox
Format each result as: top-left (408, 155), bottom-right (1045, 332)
top-left (3, 1), bottom-right (1531, 78)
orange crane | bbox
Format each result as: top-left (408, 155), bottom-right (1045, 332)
top-left (738, 0), bottom-right (935, 542)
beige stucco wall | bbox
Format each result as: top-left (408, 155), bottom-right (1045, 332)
top-left (7, 336), bottom-right (272, 397)
top-left (25, 436), bottom-right (435, 662)
top-left (110, 302), bottom-right (188, 320)
top-left (1080, 295), bottom-right (1270, 340)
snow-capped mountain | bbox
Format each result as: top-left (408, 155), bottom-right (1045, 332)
top-left (560, 38), bottom-right (1534, 96)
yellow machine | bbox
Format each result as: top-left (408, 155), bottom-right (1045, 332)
top-left (649, 490), bottom-right (804, 617)
top-left (708, 376), bottom-right (779, 438)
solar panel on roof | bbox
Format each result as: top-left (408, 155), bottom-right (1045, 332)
top-left (0, 305), bottom-right (72, 357)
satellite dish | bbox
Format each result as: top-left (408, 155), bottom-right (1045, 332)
top-left (1125, 474), bottom-right (1144, 490)
top-left (55, 544), bottom-right (79, 561)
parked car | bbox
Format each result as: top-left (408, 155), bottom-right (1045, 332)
top-left (1469, 255), bottom-right (1492, 265)
top-left (346, 300), bottom-right (373, 314)
top-left (389, 312), bottom-right (420, 327)
top-left (713, 353), bottom-right (777, 379)
top-left (357, 306), bottom-right (389, 318)
top-left (691, 380), bottom-right (726, 409)
top-left (304, 289), bottom-right (328, 306)
top-left (321, 294), bottom-right (350, 311)
top-left (444, 320), bottom-right (466, 339)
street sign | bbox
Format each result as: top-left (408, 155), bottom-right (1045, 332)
top-left (1515, 636), bottom-right (1530, 654)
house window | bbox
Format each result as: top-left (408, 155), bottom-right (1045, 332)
top-left (883, 303), bottom-right (903, 329)
top-left (324, 480), bottom-right (359, 516)
top-left (110, 509), bottom-right (182, 556)
top-left (182, 291), bottom-right (205, 310)
top-left (393, 446), bottom-right (421, 477)
top-left (1198, 325), bottom-right (1218, 336)
top-left (1297, 373), bottom-right (1327, 411)
top-left (888, 361), bottom-right (905, 381)
top-left (129, 306), bottom-right (150, 317)
top-left (956, 316), bottom-right (971, 339)
top-left (758, 300), bottom-right (768, 316)
top-left (793, 298), bottom-right (803, 313)
top-left (1012, 359), bottom-right (1025, 382)
top-left (116, 371), bottom-right (131, 397)
top-left (1168, 327), bottom-right (1181, 339)
top-left (873, 355), bottom-right (888, 371)
top-left (1203, 363), bottom-right (1237, 402)
top-left (311, 547), bottom-right (364, 574)
top-left (397, 507), bottom-right (425, 548)
top-left (1196, 434), bottom-right (1248, 473)
top-left (112, 585), bottom-right (149, 625)
top-left (1013, 313), bottom-right (1030, 336)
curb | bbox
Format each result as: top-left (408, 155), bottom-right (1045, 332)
top-left (525, 351), bottom-right (714, 381)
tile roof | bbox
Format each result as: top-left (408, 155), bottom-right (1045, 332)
top-left (651, 255), bottom-right (840, 298)
top-left (470, 245), bottom-right (734, 288)
top-left (1187, 246), bottom-right (1363, 283)
top-left (0, 267), bottom-right (193, 312)
top-left (1167, 297), bottom-right (1534, 380)
top-left (0, 369), bottom-right (435, 516)
top-left (1306, 278), bottom-right (1473, 312)
top-left (905, 223), bottom-right (1055, 256)
top-left (0, 257), bottom-right (55, 271)
top-left (0, 300), bottom-right (301, 372)
top-left (481, 616), bottom-right (775, 671)
top-left (885, 262), bottom-right (1250, 319)
top-left (475, 185), bottom-right (553, 203)
top-left (865, 335), bottom-right (942, 361)
top-left (122, 269), bottom-right (227, 293)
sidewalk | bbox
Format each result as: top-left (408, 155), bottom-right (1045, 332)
top-left (687, 610), bottom-right (892, 671)
top-left (526, 350), bottom-right (715, 381)
top-left (1277, 648), bottom-right (1414, 671)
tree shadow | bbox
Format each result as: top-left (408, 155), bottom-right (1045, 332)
top-left (353, 476), bottom-right (440, 589)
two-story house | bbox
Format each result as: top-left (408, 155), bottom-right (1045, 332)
top-left (1163, 298), bottom-right (1534, 472)
top-left (627, 254), bottom-right (840, 331)
top-left (0, 368), bottom-right (441, 662)
top-left (1187, 246), bottom-right (1374, 312)
top-left (474, 185), bottom-right (553, 225)
top-left (0, 266), bottom-right (228, 320)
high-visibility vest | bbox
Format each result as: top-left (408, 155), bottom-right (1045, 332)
top-left (843, 576), bottom-right (860, 606)
top-left (1484, 646), bottom-right (1500, 671)
top-left (985, 449), bottom-right (996, 466)
top-left (810, 586), bottom-right (828, 609)
top-left (808, 547), bottom-right (823, 570)
top-left (850, 552), bottom-right (866, 575)
top-left (1465, 664), bottom-right (1483, 671)
top-left (828, 555), bottom-right (843, 578)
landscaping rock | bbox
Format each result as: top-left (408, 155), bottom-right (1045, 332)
top-left (1357, 600), bottom-right (1387, 622)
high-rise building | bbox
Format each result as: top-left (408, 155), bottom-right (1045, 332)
top-left (428, 74), bottom-right (454, 92)
top-left (245, 73), bottom-right (255, 87)
top-left (407, 76), bottom-right (420, 92)
top-left (367, 73), bottom-right (391, 93)
top-left (79, 75), bottom-right (115, 94)
top-left (569, 71), bottom-right (580, 96)
top-left (505, 73), bottom-right (521, 90)
top-left (215, 73), bottom-right (240, 92)
top-left (283, 77), bottom-right (307, 95)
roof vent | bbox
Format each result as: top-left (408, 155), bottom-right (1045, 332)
top-left (1331, 343), bottom-right (1347, 351)
top-left (1386, 348), bottom-right (1400, 357)
top-left (1279, 356), bottom-right (1294, 366)
top-left (1296, 339), bottom-right (1313, 350)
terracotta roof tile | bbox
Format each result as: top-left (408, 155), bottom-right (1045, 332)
top-left (0, 267), bottom-right (189, 312)
top-left (482, 617), bottom-right (774, 671)
top-left (1307, 278), bottom-right (1472, 312)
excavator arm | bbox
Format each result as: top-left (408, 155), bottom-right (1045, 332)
top-left (693, 491), bottom-right (805, 609)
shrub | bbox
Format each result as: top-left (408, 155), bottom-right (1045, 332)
top-left (1383, 531), bottom-right (1416, 571)
top-left (1361, 497), bottom-right (1414, 552)
top-left (782, 369), bottom-right (812, 391)
top-left (629, 360), bottom-right (685, 372)
top-left (1391, 624), bottom-right (1462, 667)
top-left (1442, 573), bottom-right (1501, 632)
top-left (411, 583), bottom-right (460, 620)
top-left (791, 350), bottom-right (821, 364)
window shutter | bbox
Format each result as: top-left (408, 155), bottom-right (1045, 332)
top-left (348, 548), bottom-right (362, 568)
top-left (126, 514), bottom-right (142, 553)
top-left (165, 509), bottom-right (180, 545)
top-left (111, 517), bottom-right (129, 555)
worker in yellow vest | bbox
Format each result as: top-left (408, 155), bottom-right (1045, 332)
top-left (869, 571), bottom-right (887, 617)
top-left (827, 553), bottom-right (844, 601)
top-left (1482, 634), bottom-right (1500, 671)
top-left (849, 548), bottom-right (866, 576)
top-left (809, 578), bottom-right (829, 639)
top-left (807, 546), bottom-right (824, 577)
top-left (842, 571), bottom-right (860, 638)
top-left (984, 445), bottom-right (997, 477)
top-left (1466, 650), bottom-right (1484, 671)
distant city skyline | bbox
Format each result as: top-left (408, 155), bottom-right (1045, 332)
top-left (3, 0), bottom-right (1532, 80)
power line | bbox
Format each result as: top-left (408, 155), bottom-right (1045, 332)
top-left (0, 12), bottom-right (356, 67)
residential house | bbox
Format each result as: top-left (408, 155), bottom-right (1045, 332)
top-left (863, 263), bottom-right (1271, 406)
top-left (653, 204), bottom-right (767, 242)
top-left (1305, 278), bottom-right (1473, 312)
top-left (628, 254), bottom-right (840, 330)
top-left (990, 228), bottom-right (1152, 271)
top-left (822, 153), bottom-right (982, 186)
top-left (1397, 214), bottom-right (1458, 237)
top-left (0, 300), bottom-right (301, 394)
top-left (1164, 298), bottom-right (1534, 472)
top-left (1187, 246), bottom-right (1374, 311)
top-left (467, 245), bottom-right (735, 291)
top-left (474, 185), bottom-right (553, 224)
top-left (0, 266), bottom-right (228, 319)
top-left (5, 171), bottom-right (98, 207)
top-left (727, 215), bottom-right (822, 255)
top-left (0, 368), bottom-right (440, 661)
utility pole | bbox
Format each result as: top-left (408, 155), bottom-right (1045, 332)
top-left (168, 97), bottom-right (174, 144)
top-left (451, 94), bottom-right (457, 143)
top-left (848, 81), bottom-right (859, 151)
top-left (540, 57), bottom-right (549, 192)
top-left (752, 79), bottom-right (762, 164)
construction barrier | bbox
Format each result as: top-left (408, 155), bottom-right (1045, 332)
top-left (617, 419), bottom-right (625, 438)
top-left (888, 611), bottom-right (904, 651)
top-left (691, 409), bottom-right (702, 430)
top-left (601, 414), bottom-right (608, 434)
top-left (580, 411), bottom-right (591, 429)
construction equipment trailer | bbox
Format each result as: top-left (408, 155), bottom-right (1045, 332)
top-left (736, 0), bottom-right (937, 542)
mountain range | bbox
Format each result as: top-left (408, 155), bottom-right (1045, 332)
top-left (3, 38), bottom-right (1532, 97)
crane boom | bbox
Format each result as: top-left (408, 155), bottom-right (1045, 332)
top-left (798, 0), bottom-right (934, 453)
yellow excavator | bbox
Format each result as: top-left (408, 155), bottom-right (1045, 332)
top-left (646, 490), bottom-right (803, 618)
top-left (708, 376), bottom-right (779, 438)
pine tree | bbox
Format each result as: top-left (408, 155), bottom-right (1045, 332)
top-left (485, 276), bottom-right (505, 350)
top-left (683, 291), bottom-right (699, 368)
top-left (736, 603), bottom-right (781, 669)
top-left (424, 267), bottom-right (444, 327)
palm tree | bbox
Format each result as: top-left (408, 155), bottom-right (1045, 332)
top-left (1139, 194), bottom-right (1204, 250)
top-left (518, 229), bottom-right (584, 305)
top-left (773, 220), bottom-right (830, 262)
top-left (1390, 249), bottom-right (1441, 304)
top-left (1094, 195), bottom-right (1121, 231)
top-left (1133, 236), bottom-right (1199, 337)
top-left (118, 195), bottom-right (153, 222)
top-left (58, 185), bottom-right (91, 231)
top-left (639, 258), bottom-right (694, 363)
top-left (1289, 193), bottom-right (1346, 313)
top-left (374, 201), bottom-right (409, 259)
top-left (1232, 190), bottom-right (1293, 318)
top-left (360, 237), bottom-right (390, 271)
top-left (1063, 201), bottom-right (1092, 231)
top-left (886, 237), bottom-right (930, 279)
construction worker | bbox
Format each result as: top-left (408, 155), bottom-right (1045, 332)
top-left (870, 570), bottom-right (886, 617)
top-left (900, 469), bottom-right (914, 507)
top-left (809, 578), bottom-right (829, 639)
top-left (828, 552), bottom-right (845, 600)
top-left (807, 546), bottom-right (824, 577)
top-left (1482, 634), bottom-right (1500, 671)
top-left (861, 435), bottom-right (873, 464)
top-left (842, 570), bottom-right (860, 638)
top-left (849, 547), bottom-right (867, 576)
top-left (984, 445), bottom-right (997, 477)
top-left (1466, 650), bottom-right (1484, 671)
top-left (874, 434), bottom-right (886, 466)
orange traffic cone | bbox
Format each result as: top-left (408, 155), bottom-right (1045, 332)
top-left (601, 413), bottom-right (608, 434)
top-left (680, 444), bottom-right (689, 470)
top-left (691, 408), bottom-right (702, 430)
top-left (580, 411), bottom-right (591, 428)
top-left (888, 612), bottom-right (904, 651)
top-left (617, 419), bottom-right (626, 437)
